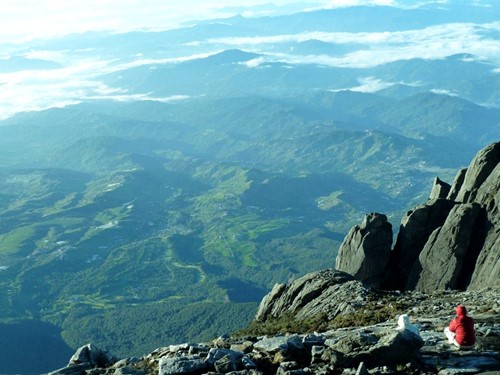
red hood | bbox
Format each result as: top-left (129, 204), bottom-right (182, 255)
top-left (456, 305), bottom-right (467, 317)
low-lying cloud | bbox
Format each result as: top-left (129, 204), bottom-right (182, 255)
top-left (0, 55), bottom-right (199, 119)
top-left (208, 22), bottom-right (500, 68)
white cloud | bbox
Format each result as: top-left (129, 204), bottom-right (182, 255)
top-left (351, 76), bottom-right (394, 92)
top-left (208, 22), bottom-right (500, 67)
top-left (84, 93), bottom-right (193, 103)
top-left (430, 89), bottom-right (458, 96)
top-left (322, 0), bottom-right (397, 8)
top-left (115, 52), bottom-right (220, 70)
top-left (329, 76), bottom-right (395, 92)
top-left (0, 47), bottom-right (225, 119)
top-left (240, 57), bottom-right (267, 68)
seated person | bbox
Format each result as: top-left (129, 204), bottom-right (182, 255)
top-left (396, 314), bottom-right (420, 336)
top-left (444, 305), bottom-right (475, 348)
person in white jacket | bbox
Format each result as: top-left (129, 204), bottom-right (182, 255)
top-left (396, 314), bottom-right (420, 336)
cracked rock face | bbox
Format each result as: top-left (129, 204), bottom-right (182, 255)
top-left (335, 213), bottom-right (392, 288)
top-left (255, 269), bottom-right (364, 322)
top-left (336, 142), bottom-right (499, 292)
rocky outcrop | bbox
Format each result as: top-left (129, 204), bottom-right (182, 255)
top-left (469, 158), bottom-right (500, 290)
top-left (429, 177), bottom-right (451, 200)
top-left (446, 168), bottom-right (467, 201)
top-left (48, 343), bottom-right (116, 374)
top-left (336, 141), bottom-right (499, 292)
top-left (335, 213), bottom-right (392, 287)
top-left (255, 269), bottom-right (372, 322)
top-left (455, 142), bottom-right (500, 203)
top-left (48, 287), bottom-right (500, 375)
top-left (384, 198), bottom-right (456, 291)
top-left (411, 203), bottom-right (482, 292)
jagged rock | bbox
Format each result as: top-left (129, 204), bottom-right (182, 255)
top-left (254, 269), bottom-right (378, 325)
top-left (334, 142), bottom-right (499, 292)
top-left (411, 203), bottom-right (482, 292)
top-left (430, 177), bottom-right (451, 200)
top-left (206, 347), bottom-right (243, 365)
top-left (255, 269), bottom-right (355, 321)
top-left (47, 343), bottom-right (117, 374)
top-left (230, 340), bottom-right (254, 353)
top-left (469, 162), bottom-right (500, 290)
top-left (335, 213), bottom-right (392, 287)
top-left (47, 363), bottom-right (92, 375)
top-left (276, 361), bottom-right (302, 375)
top-left (158, 355), bottom-right (207, 375)
top-left (327, 332), bottom-right (378, 355)
top-left (69, 343), bottom-right (115, 367)
top-left (447, 168), bottom-right (467, 201)
top-left (469, 234), bottom-right (500, 290)
top-left (113, 367), bottom-right (145, 375)
top-left (214, 354), bottom-right (238, 373)
top-left (311, 345), bottom-right (325, 364)
top-left (253, 335), bottom-right (305, 357)
top-left (367, 330), bottom-right (423, 366)
top-left (324, 329), bottom-right (424, 368)
top-left (384, 199), bottom-right (456, 290)
top-left (255, 283), bottom-right (288, 321)
top-left (455, 142), bottom-right (500, 203)
top-left (356, 362), bottom-right (369, 375)
top-left (241, 356), bottom-right (258, 370)
top-left (302, 333), bottom-right (325, 349)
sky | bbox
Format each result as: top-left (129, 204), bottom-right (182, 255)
top-left (0, 0), bottom-right (400, 43)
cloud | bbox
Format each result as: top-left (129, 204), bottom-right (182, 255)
top-left (430, 89), bottom-right (458, 96)
top-left (84, 93), bottom-right (193, 103)
top-left (350, 76), bottom-right (394, 92)
top-left (321, 0), bottom-right (397, 8)
top-left (207, 22), bottom-right (500, 68)
top-left (0, 52), bottom-right (202, 119)
top-left (239, 57), bottom-right (267, 68)
top-left (329, 76), bottom-right (395, 93)
top-left (114, 52), bottom-right (220, 70)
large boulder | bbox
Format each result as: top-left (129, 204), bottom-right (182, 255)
top-left (384, 199), bottom-right (456, 290)
top-left (48, 344), bottom-right (116, 375)
top-left (468, 162), bottom-right (500, 289)
top-left (325, 329), bottom-right (423, 368)
top-left (255, 269), bottom-right (380, 326)
top-left (158, 356), bottom-right (207, 375)
top-left (335, 213), bottom-right (392, 287)
top-left (411, 203), bottom-right (482, 292)
top-left (255, 269), bottom-right (356, 322)
top-left (367, 330), bottom-right (423, 366)
top-left (455, 142), bottom-right (500, 203)
top-left (69, 343), bottom-right (115, 367)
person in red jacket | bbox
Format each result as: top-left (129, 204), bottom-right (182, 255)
top-left (444, 305), bottom-right (475, 348)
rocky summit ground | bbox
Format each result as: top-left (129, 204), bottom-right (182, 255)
top-left (48, 288), bottom-right (500, 375)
